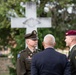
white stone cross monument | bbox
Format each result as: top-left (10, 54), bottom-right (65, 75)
top-left (11, 2), bottom-right (52, 34)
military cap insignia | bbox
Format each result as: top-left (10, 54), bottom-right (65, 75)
top-left (34, 30), bottom-right (36, 34)
top-left (32, 30), bottom-right (36, 34)
top-left (66, 32), bottom-right (68, 35)
top-left (25, 30), bottom-right (37, 39)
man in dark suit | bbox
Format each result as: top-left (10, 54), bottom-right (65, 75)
top-left (16, 30), bottom-right (40, 75)
top-left (31, 34), bottom-right (71, 75)
top-left (65, 30), bottom-right (76, 75)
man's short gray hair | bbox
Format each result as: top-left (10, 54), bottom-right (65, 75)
top-left (43, 34), bottom-right (55, 45)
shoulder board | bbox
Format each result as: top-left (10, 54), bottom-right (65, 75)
top-left (17, 49), bottom-right (26, 58)
top-left (36, 49), bottom-right (41, 52)
top-left (19, 49), bottom-right (26, 54)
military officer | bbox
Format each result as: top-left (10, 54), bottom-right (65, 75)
top-left (65, 30), bottom-right (76, 75)
top-left (16, 30), bottom-right (40, 75)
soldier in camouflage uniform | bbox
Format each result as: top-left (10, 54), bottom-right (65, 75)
top-left (16, 30), bottom-right (40, 75)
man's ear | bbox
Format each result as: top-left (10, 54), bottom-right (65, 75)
top-left (26, 39), bottom-right (29, 43)
top-left (42, 42), bottom-right (44, 47)
top-left (54, 42), bottom-right (56, 46)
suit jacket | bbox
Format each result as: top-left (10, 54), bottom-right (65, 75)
top-left (31, 47), bottom-right (71, 75)
top-left (68, 45), bottom-right (76, 75)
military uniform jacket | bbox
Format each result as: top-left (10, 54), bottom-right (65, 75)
top-left (16, 47), bottom-right (39, 75)
top-left (68, 45), bottom-right (76, 75)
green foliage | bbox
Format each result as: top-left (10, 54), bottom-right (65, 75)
top-left (0, 28), bottom-right (11, 46)
top-left (38, 28), bottom-right (65, 50)
top-left (8, 66), bottom-right (16, 75)
top-left (0, 0), bottom-right (76, 75)
top-left (0, 54), bottom-right (8, 57)
top-left (8, 29), bottom-right (25, 75)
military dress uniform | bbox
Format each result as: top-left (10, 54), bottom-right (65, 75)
top-left (17, 48), bottom-right (40, 75)
top-left (65, 30), bottom-right (76, 75)
top-left (16, 30), bottom-right (40, 75)
top-left (68, 45), bottom-right (76, 75)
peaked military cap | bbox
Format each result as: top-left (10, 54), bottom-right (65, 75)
top-left (25, 30), bottom-right (38, 40)
top-left (65, 30), bottom-right (76, 36)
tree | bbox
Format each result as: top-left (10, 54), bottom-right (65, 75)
top-left (0, 0), bottom-right (76, 75)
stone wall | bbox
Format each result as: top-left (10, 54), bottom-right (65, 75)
top-left (0, 57), bottom-right (12, 75)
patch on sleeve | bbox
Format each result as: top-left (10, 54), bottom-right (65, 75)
top-left (17, 54), bottom-right (20, 58)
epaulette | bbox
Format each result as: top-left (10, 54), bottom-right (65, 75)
top-left (19, 49), bottom-right (26, 54)
top-left (37, 49), bottom-right (41, 52)
top-left (17, 50), bottom-right (26, 58)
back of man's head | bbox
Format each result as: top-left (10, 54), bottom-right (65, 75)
top-left (43, 34), bottom-right (55, 47)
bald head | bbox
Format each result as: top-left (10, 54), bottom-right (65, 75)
top-left (43, 34), bottom-right (55, 47)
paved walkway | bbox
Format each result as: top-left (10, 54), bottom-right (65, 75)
top-left (0, 57), bottom-right (12, 75)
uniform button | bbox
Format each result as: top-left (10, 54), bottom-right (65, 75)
top-left (30, 53), bottom-right (32, 56)
top-left (30, 54), bottom-right (33, 57)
